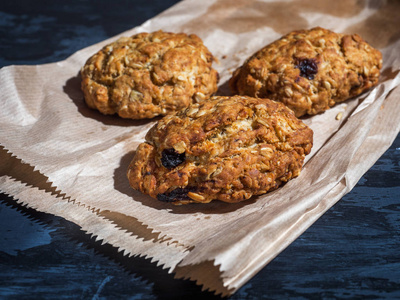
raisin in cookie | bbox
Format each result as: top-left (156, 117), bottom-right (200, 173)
top-left (81, 30), bottom-right (219, 119)
top-left (229, 27), bottom-right (382, 117)
top-left (127, 95), bottom-right (313, 204)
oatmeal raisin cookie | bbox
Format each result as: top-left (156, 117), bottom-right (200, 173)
top-left (81, 30), bottom-right (219, 119)
top-left (229, 27), bottom-right (382, 117)
top-left (127, 95), bottom-right (313, 204)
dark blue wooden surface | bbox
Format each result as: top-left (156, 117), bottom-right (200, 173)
top-left (1, 1), bottom-right (399, 299)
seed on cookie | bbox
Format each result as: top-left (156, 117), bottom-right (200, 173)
top-left (127, 95), bottom-right (313, 204)
top-left (229, 27), bottom-right (382, 117)
top-left (81, 30), bottom-right (219, 119)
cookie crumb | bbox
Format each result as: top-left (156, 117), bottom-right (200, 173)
top-left (336, 112), bottom-right (343, 120)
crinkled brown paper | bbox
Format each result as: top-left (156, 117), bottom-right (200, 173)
top-left (1, 0), bottom-right (400, 296)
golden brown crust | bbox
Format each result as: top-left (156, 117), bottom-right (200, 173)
top-left (127, 95), bottom-right (313, 204)
top-left (81, 30), bottom-right (219, 119)
top-left (229, 27), bottom-right (382, 117)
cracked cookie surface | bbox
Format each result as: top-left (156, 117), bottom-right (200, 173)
top-left (229, 27), bottom-right (382, 117)
top-left (127, 95), bottom-right (313, 204)
top-left (81, 30), bottom-right (219, 119)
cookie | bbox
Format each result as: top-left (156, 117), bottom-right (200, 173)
top-left (229, 27), bottom-right (382, 117)
top-left (81, 30), bottom-right (219, 119)
top-left (127, 95), bottom-right (313, 204)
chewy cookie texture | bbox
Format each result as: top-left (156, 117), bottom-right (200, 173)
top-left (127, 96), bottom-right (313, 204)
top-left (81, 30), bottom-right (218, 119)
top-left (229, 27), bottom-right (382, 117)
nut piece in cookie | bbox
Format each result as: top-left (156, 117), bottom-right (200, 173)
top-left (127, 95), bottom-right (313, 204)
top-left (229, 27), bottom-right (382, 117)
top-left (81, 30), bottom-right (219, 119)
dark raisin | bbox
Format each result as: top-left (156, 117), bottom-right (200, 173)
top-left (157, 187), bottom-right (195, 203)
top-left (295, 58), bottom-right (318, 80)
top-left (161, 148), bottom-right (185, 169)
